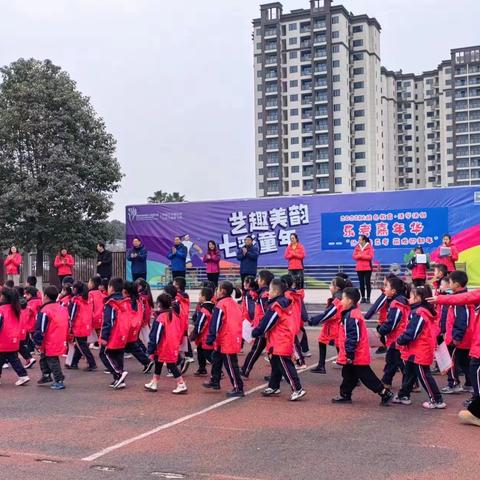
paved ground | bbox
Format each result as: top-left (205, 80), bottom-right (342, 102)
top-left (0, 330), bottom-right (478, 480)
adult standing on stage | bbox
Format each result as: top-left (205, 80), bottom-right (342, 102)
top-left (203, 240), bottom-right (221, 286)
top-left (127, 237), bottom-right (148, 281)
top-left (284, 233), bottom-right (306, 288)
top-left (352, 235), bottom-right (374, 304)
top-left (96, 242), bottom-right (113, 280)
top-left (236, 235), bottom-right (259, 284)
top-left (167, 236), bottom-right (187, 279)
top-left (4, 246), bottom-right (22, 285)
top-left (54, 247), bottom-right (75, 284)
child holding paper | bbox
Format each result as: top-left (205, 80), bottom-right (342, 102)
top-left (407, 246), bottom-right (430, 287)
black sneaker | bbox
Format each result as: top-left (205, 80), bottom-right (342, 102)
top-left (226, 390), bottom-right (245, 398)
top-left (331, 395), bottom-right (352, 404)
top-left (83, 365), bottom-right (97, 372)
top-left (202, 382), bottom-right (220, 390)
top-left (360, 298), bottom-right (367, 304)
top-left (380, 389), bottom-right (394, 406)
top-left (142, 361), bottom-right (154, 374)
top-left (194, 369), bottom-right (208, 377)
top-left (37, 376), bottom-right (53, 385)
top-left (65, 365), bottom-right (78, 370)
top-left (311, 366), bottom-right (326, 374)
top-left (374, 346), bottom-right (387, 354)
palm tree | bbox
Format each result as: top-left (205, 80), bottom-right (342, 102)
top-left (147, 190), bottom-right (185, 203)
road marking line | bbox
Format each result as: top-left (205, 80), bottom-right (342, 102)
top-left (82, 355), bottom-right (337, 462)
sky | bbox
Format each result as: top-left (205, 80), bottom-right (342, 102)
top-left (0, 0), bottom-right (479, 220)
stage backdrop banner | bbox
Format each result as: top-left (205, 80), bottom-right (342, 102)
top-left (126, 187), bottom-right (480, 285)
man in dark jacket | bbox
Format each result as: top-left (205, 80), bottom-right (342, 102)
top-left (167, 236), bottom-right (188, 279)
top-left (127, 238), bottom-right (148, 281)
top-left (236, 236), bottom-right (260, 284)
top-left (96, 242), bottom-right (112, 280)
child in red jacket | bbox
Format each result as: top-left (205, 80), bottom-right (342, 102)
top-left (68, 281), bottom-right (97, 371)
top-left (332, 287), bottom-right (393, 405)
top-left (241, 270), bottom-right (274, 378)
top-left (145, 293), bottom-right (187, 394)
top-left (88, 276), bottom-right (104, 347)
top-left (395, 284), bottom-right (446, 409)
top-left (190, 287), bottom-right (215, 377)
top-left (135, 278), bottom-right (154, 348)
top-left (34, 286), bottom-right (69, 390)
top-left (253, 279), bottom-right (306, 401)
top-left (407, 247), bottom-right (430, 287)
top-left (173, 276), bottom-right (194, 368)
top-left (378, 275), bottom-right (410, 388)
top-left (0, 287), bottom-right (30, 386)
top-left (203, 281), bottom-right (244, 397)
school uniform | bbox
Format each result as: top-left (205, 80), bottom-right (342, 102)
top-left (138, 292), bottom-right (153, 347)
top-left (242, 287), bottom-right (269, 377)
top-left (396, 304), bottom-right (444, 403)
top-left (190, 301), bottom-right (215, 371)
top-left (176, 291), bottom-right (193, 359)
top-left (34, 301), bottom-right (69, 383)
top-left (285, 288), bottom-right (307, 366)
top-left (242, 289), bottom-right (258, 324)
top-left (378, 294), bottom-right (410, 386)
top-left (336, 307), bottom-right (385, 399)
top-left (206, 296), bottom-right (243, 392)
top-left (444, 289), bottom-right (475, 389)
top-left (18, 303), bottom-right (33, 362)
top-left (88, 289), bottom-right (105, 334)
top-left (364, 292), bottom-right (389, 348)
top-left (407, 257), bottom-right (429, 287)
top-left (0, 304), bottom-right (28, 378)
top-left (69, 295), bottom-right (97, 368)
top-left (19, 297), bottom-right (42, 360)
top-left (252, 295), bottom-right (303, 393)
top-left (148, 309), bottom-right (182, 378)
top-left (124, 298), bottom-right (151, 368)
top-left (99, 293), bottom-right (130, 382)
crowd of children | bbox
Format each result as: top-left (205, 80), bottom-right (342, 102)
top-left (0, 264), bottom-right (480, 427)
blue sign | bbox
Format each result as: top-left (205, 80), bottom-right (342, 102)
top-left (321, 208), bottom-right (449, 250)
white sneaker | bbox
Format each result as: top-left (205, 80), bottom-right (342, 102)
top-left (3, 363), bottom-right (9, 369)
top-left (290, 389), bottom-right (306, 401)
top-left (302, 351), bottom-right (312, 358)
top-left (172, 382), bottom-right (188, 394)
top-left (144, 381), bottom-right (158, 392)
top-left (124, 354), bottom-right (133, 359)
top-left (263, 355), bottom-right (271, 364)
top-left (15, 376), bottom-right (30, 386)
top-left (261, 387), bottom-right (281, 396)
top-left (115, 382), bottom-right (126, 390)
top-left (114, 371), bottom-right (128, 388)
top-left (166, 371), bottom-right (174, 377)
top-left (392, 394), bottom-right (412, 405)
top-left (295, 364), bottom-right (307, 372)
top-left (185, 357), bottom-right (195, 364)
top-left (24, 358), bottom-right (36, 369)
top-left (422, 401), bottom-right (447, 409)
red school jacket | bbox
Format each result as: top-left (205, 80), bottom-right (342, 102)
top-left (352, 243), bottom-right (374, 271)
top-left (4, 253), bottom-right (22, 275)
top-left (194, 304), bottom-right (214, 350)
top-left (378, 297), bottom-right (410, 347)
top-left (0, 304), bottom-right (22, 352)
top-left (398, 306), bottom-right (437, 366)
top-left (176, 292), bottom-right (190, 333)
top-left (70, 295), bottom-right (94, 338)
top-left (126, 298), bottom-right (144, 343)
top-left (150, 310), bottom-right (180, 363)
top-left (89, 289), bottom-right (105, 330)
top-left (444, 291), bottom-right (475, 349)
top-left (318, 296), bottom-right (342, 345)
top-left (242, 289), bottom-right (258, 323)
top-left (211, 296), bottom-right (243, 355)
top-left (337, 307), bottom-right (371, 366)
top-left (35, 302), bottom-right (69, 356)
top-left (285, 288), bottom-right (304, 334)
top-left (101, 298), bottom-right (131, 350)
top-left (54, 254), bottom-right (75, 276)
top-left (284, 243), bottom-right (306, 271)
top-left (264, 297), bottom-right (297, 357)
top-left (436, 244), bottom-right (459, 273)
top-left (25, 297), bottom-right (43, 333)
top-left (139, 293), bottom-right (153, 328)
top-left (253, 288), bottom-right (269, 328)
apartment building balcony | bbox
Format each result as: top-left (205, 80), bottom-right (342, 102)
top-left (313, 20), bottom-right (326, 30)
top-left (301, 53), bottom-right (312, 62)
top-left (265, 56), bottom-right (278, 66)
top-left (301, 67), bottom-right (313, 76)
top-left (314, 34), bottom-right (326, 45)
top-left (300, 24), bottom-right (311, 34)
top-left (300, 39), bottom-right (312, 48)
top-left (264, 28), bottom-right (277, 38)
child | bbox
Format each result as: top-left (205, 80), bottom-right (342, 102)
top-left (68, 281), bottom-right (97, 371)
top-left (99, 278), bottom-right (130, 389)
top-left (190, 287), bottom-right (215, 376)
top-left (331, 287), bottom-right (393, 405)
top-left (441, 270), bottom-right (475, 394)
top-left (99, 278), bottom-right (109, 296)
top-left (58, 284), bottom-right (73, 309)
top-left (26, 276), bottom-right (43, 299)
top-left (281, 274), bottom-right (306, 369)
top-left (145, 293), bottom-right (188, 394)
top-left (437, 276), bottom-right (451, 341)
top-left (241, 270), bottom-right (274, 378)
top-left (17, 287), bottom-right (36, 369)
top-left (310, 276), bottom-right (350, 373)
top-left (203, 281), bottom-right (244, 397)
top-left (173, 277), bottom-right (194, 367)
top-left (34, 286), bottom-right (69, 390)
top-left (241, 276), bottom-right (258, 326)
top-left (432, 264), bottom-right (448, 296)
top-left (123, 281), bottom-right (154, 373)
top-left (395, 285), bottom-right (446, 409)
top-left (378, 275), bottom-right (410, 388)
top-left (292, 275), bottom-right (310, 357)
top-left (135, 278), bottom-right (154, 348)
top-left (88, 276), bottom-right (104, 348)
top-left (253, 279), bottom-right (306, 401)
top-left (407, 246), bottom-right (430, 287)
top-left (0, 287), bottom-right (30, 386)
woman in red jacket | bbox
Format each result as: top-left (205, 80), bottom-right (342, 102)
top-left (203, 240), bottom-right (221, 287)
top-left (352, 235), bottom-right (374, 304)
top-left (436, 234), bottom-right (459, 273)
top-left (54, 248), bottom-right (75, 284)
top-left (4, 246), bottom-right (22, 285)
top-left (0, 287), bottom-right (30, 386)
top-left (284, 234), bottom-right (306, 288)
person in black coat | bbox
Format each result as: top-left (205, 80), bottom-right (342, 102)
top-left (96, 243), bottom-right (112, 280)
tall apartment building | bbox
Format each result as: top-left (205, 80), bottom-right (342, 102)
top-left (253, 1), bottom-right (480, 196)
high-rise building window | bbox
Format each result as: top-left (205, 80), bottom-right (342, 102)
top-left (334, 162), bottom-right (342, 170)
top-left (354, 124), bottom-right (365, 131)
top-left (332, 60), bottom-right (340, 68)
top-left (291, 165), bottom-right (300, 172)
top-left (290, 94), bottom-right (298, 101)
top-left (333, 104), bottom-right (341, 111)
top-left (352, 25), bottom-right (363, 33)
top-left (354, 110), bottom-right (365, 117)
top-left (332, 31), bottom-right (339, 39)
top-left (332, 45), bottom-right (340, 53)
top-left (331, 16), bottom-right (339, 24)
top-left (353, 67), bottom-right (364, 75)
top-left (334, 119), bottom-right (341, 126)
top-left (355, 180), bottom-right (366, 187)
top-left (291, 152), bottom-right (299, 160)
top-left (289, 51), bottom-right (297, 59)
top-left (292, 180), bottom-right (300, 187)
top-left (289, 37), bottom-right (298, 45)
top-left (290, 108), bottom-right (299, 115)
top-left (352, 53), bottom-right (364, 61)
top-left (355, 152), bottom-right (366, 159)
top-left (289, 23), bottom-right (297, 31)
top-left (290, 80), bottom-right (298, 87)
top-left (289, 66), bottom-right (298, 73)
top-left (334, 148), bottom-right (342, 155)
top-left (334, 133), bottom-right (342, 140)
top-left (335, 177), bottom-right (342, 185)
top-left (353, 39), bottom-right (364, 47)
top-left (354, 81), bottom-right (364, 89)
top-left (355, 138), bottom-right (365, 145)
top-left (354, 95), bottom-right (364, 103)
top-left (291, 137), bottom-right (299, 145)
top-left (332, 74), bottom-right (340, 82)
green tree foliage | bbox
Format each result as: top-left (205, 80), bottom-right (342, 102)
top-left (103, 219), bottom-right (126, 243)
top-left (0, 58), bottom-right (123, 272)
top-left (147, 190), bottom-right (185, 203)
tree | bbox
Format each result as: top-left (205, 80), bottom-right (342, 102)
top-left (103, 220), bottom-right (126, 243)
top-left (147, 190), bottom-right (185, 203)
top-left (0, 58), bottom-right (123, 276)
